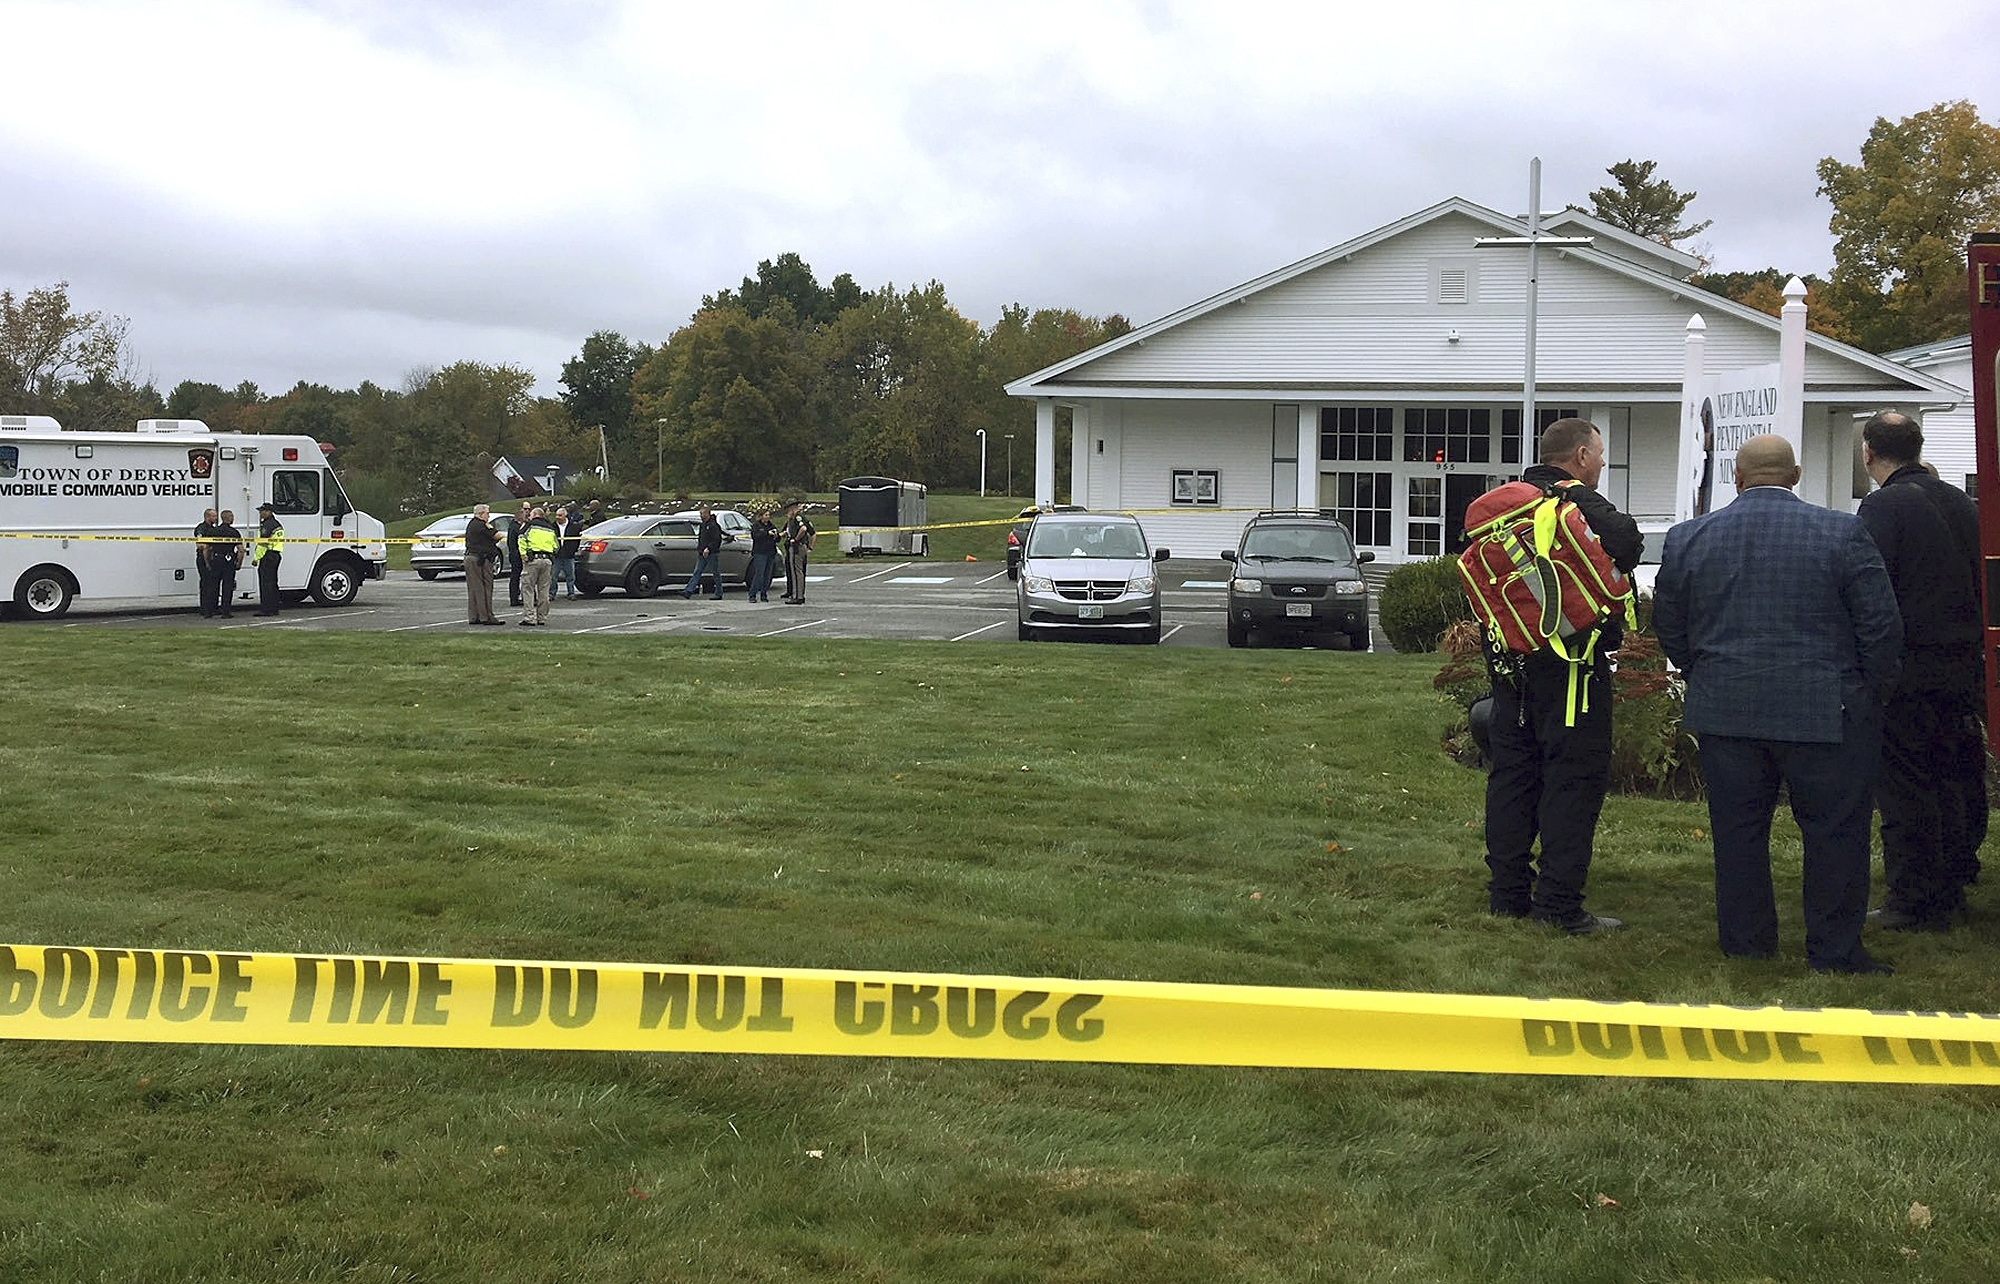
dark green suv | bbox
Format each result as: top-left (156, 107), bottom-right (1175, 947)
top-left (1220, 510), bottom-right (1374, 649)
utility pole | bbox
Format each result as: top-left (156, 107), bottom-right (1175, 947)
top-left (975, 429), bottom-right (987, 498)
top-left (1005, 433), bottom-right (1015, 497)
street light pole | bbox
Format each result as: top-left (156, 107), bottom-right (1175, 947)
top-left (975, 429), bottom-right (987, 498)
top-left (656, 417), bottom-right (667, 494)
top-left (1004, 433), bottom-right (1015, 497)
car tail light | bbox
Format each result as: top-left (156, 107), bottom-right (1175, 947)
top-left (1006, 531), bottom-right (1019, 548)
top-left (586, 540), bottom-right (608, 554)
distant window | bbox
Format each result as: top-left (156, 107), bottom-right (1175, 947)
top-left (1403, 408), bottom-right (1491, 464)
top-left (1327, 471), bottom-right (1391, 547)
top-left (1320, 407), bottom-right (1393, 462)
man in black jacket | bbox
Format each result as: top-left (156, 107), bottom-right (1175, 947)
top-left (1857, 411), bottom-right (1985, 931)
top-left (681, 505), bottom-right (727, 600)
top-left (1481, 418), bottom-right (1644, 935)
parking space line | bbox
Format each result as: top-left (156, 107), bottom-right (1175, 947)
top-left (390, 619), bottom-right (475, 631)
top-left (1163, 622), bottom-right (1185, 641)
top-left (887, 576), bottom-right (956, 585)
top-left (1180, 580), bottom-right (1229, 589)
top-left (949, 619), bottom-right (1009, 641)
top-left (848, 561), bottom-right (912, 583)
top-left (569, 616), bottom-right (697, 634)
top-left (973, 570), bottom-right (1010, 585)
top-left (757, 618), bottom-right (829, 637)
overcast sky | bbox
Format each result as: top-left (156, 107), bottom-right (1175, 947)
top-left (4, 0), bottom-right (1997, 400)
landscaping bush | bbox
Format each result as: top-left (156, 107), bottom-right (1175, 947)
top-left (1432, 617), bottom-right (1703, 797)
top-left (1378, 555), bottom-right (1473, 653)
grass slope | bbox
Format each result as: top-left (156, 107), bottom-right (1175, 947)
top-left (1, 631), bottom-right (1995, 1282)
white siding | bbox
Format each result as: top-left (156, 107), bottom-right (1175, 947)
top-left (1624, 404), bottom-right (1681, 521)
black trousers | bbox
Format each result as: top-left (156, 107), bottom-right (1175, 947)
top-left (258, 552), bottom-right (282, 613)
top-left (1700, 701), bottom-right (1879, 969)
top-left (197, 560), bottom-right (222, 613)
top-left (1878, 687), bottom-right (1987, 916)
top-left (1483, 652), bottom-right (1612, 920)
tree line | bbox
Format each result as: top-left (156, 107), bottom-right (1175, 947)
top-left (5, 99), bottom-right (1992, 516)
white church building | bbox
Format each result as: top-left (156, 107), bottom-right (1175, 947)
top-left (1006, 198), bottom-right (1967, 563)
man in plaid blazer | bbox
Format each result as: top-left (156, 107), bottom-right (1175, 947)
top-left (1653, 434), bottom-right (1903, 974)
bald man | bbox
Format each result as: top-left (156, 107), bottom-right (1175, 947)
top-left (1654, 434), bottom-right (1903, 974)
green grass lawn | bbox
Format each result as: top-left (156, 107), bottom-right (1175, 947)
top-left (3, 631), bottom-right (1996, 1281)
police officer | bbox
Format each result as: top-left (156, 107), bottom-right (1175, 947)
top-left (193, 508), bottom-right (222, 617)
top-left (212, 509), bottom-right (244, 618)
top-left (518, 505), bottom-right (562, 626)
top-left (250, 502), bottom-right (285, 616)
top-left (782, 502), bottom-right (815, 604)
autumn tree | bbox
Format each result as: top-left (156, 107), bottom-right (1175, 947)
top-left (0, 281), bottom-right (129, 411)
top-left (1572, 160), bottom-right (1712, 247)
top-left (558, 330), bottom-right (652, 483)
top-left (1817, 99), bottom-right (2000, 351)
top-left (1691, 269), bottom-right (1854, 343)
top-left (636, 302), bottom-right (815, 491)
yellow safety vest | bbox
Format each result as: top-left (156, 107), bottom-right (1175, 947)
top-left (252, 522), bottom-right (285, 564)
top-left (523, 522), bottom-right (560, 556)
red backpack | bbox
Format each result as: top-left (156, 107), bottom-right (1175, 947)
top-left (1457, 479), bottom-right (1635, 664)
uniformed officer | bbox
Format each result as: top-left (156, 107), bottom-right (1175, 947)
top-left (193, 508), bottom-right (222, 617)
top-left (517, 505), bottom-right (562, 626)
top-left (782, 502), bottom-right (816, 604)
top-left (250, 502), bottom-right (285, 616)
top-left (212, 509), bottom-right (244, 618)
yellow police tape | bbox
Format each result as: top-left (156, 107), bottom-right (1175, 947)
top-left (2, 943), bottom-right (1995, 1084)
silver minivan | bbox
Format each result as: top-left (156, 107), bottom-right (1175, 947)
top-left (1015, 512), bottom-right (1169, 644)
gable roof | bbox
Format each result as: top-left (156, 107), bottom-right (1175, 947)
top-left (1005, 197), bottom-right (1961, 402)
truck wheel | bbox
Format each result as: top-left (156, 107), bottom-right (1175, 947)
top-left (13, 566), bottom-right (75, 619)
top-left (1348, 630), bottom-right (1371, 652)
top-left (1227, 620), bottom-right (1248, 648)
top-left (311, 556), bottom-right (364, 607)
top-left (1140, 623), bottom-right (1163, 645)
top-left (624, 561), bottom-right (660, 598)
top-left (416, 567), bottom-right (440, 581)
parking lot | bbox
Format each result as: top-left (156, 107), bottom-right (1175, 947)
top-left (34, 558), bottom-right (1389, 650)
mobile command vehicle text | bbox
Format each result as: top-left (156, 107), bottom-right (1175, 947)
top-left (0, 416), bottom-right (388, 618)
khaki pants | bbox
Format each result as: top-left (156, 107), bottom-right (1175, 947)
top-left (522, 559), bottom-right (554, 623)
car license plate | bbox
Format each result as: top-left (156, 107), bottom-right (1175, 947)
top-left (429, 540), bottom-right (449, 548)
top-left (1285, 603), bottom-right (1313, 618)
top-left (1078, 604), bottom-right (1104, 620)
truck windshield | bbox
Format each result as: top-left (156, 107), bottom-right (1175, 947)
top-left (324, 468), bottom-right (352, 520)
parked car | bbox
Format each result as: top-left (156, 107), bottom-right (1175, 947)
top-left (670, 508), bottom-right (753, 543)
top-left (1220, 509), bottom-right (1374, 649)
top-left (1015, 512), bottom-right (1168, 643)
top-left (1005, 504), bottom-right (1085, 579)
top-left (409, 512), bottom-right (515, 580)
top-left (573, 515), bottom-right (753, 598)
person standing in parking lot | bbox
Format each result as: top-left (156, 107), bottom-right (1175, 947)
top-left (782, 502), bottom-right (815, 604)
top-left (507, 502), bottom-right (530, 606)
top-left (747, 509), bottom-right (779, 602)
top-left (464, 503), bottom-right (502, 625)
top-left (250, 502), bottom-right (285, 616)
top-left (212, 509), bottom-right (243, 617)
top-left (557, 505), bottom-right (586, 600)
top-left (682, 504), bottom-right (727, 600)
top-left (518, 505), bottom-right (561, 626)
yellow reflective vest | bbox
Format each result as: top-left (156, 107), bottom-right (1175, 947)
top-left (251, 519), bottom-right (285, 564)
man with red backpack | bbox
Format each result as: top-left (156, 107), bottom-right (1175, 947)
top-left (1471, 418), bottom-right (1643, 934)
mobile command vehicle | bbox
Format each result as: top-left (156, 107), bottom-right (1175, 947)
top-left (0, 416), bottom-right (387, 619)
